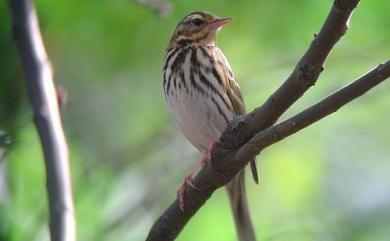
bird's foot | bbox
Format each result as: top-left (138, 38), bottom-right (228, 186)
top-left (177, 174), bottom-right (199, 211)
top-left (177, 141), bottom-right (220, 211)
top-left (200, 140), bottom-right (221, 170)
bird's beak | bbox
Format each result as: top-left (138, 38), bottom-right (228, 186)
top-left (210, 17), bottom-right (232, 30)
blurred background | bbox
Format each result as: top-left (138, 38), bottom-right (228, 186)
top-left (1, 0), bottom-right (390, 240)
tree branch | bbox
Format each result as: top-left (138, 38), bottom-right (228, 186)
top-left (7, 1), bottom-right (76, 241)
top-left (235, 61), bottom-right (390, 163)
top-left (220, 0), bottom-right (360, 149)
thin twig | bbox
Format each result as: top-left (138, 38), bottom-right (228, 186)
top-left (7, 1), bottom-right (76, 241)
top-left (235, 61), bottom-right (390, 164)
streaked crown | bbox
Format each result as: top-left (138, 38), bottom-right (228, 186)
top-left (167, 11), bottom-right (232, 50)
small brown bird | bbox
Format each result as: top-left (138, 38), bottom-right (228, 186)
top-left (163, 11), bottom-right (258, 241)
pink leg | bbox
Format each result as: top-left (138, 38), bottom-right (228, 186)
top-left (200, 140), bottom-right (220, 169)
top-left (177, 140), bottom-right (220, 211)
top-left (177, 170), bottom-right (199, 211)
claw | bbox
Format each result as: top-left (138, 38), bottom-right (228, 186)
top-left (200, 140), bottom-right (220, 170)
top-left (200, 152), bottom-right (212, 170)
top-left (177, 175), bottom-right (199, 211)
top-left (176, 140), bottom-right (220, 211)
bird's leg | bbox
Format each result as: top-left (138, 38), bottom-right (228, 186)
top-left (200, 140), bottom-right (220, 169)
top-left (177, 141), bottom-right (220, 211)
top-left (177, 162), bottom-right (201, 211)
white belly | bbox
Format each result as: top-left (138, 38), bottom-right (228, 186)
top-left (167, 88), bottom-right (233, 152)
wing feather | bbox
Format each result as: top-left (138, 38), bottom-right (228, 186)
top-left (217, 53), bottom-right (259, 184)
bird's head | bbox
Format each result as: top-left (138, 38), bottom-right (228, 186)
top-left (167, 11), bottom-right (232, 50)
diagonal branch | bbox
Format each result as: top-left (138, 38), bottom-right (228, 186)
top-left (220, 0), bottom-right (360, 150)
top-left (7, 0), bottom-right (76, 241)
top-left (234, 61), bottom-right (390, 164)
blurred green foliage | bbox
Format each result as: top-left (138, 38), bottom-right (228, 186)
top-left (0, 0), bottom-right (389, 240)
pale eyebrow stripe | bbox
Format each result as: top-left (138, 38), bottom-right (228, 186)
top-left (185, 14), bottom-right (202, 22)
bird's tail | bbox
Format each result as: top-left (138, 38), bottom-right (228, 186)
top-left (226, 170), bottom-right (257, 241)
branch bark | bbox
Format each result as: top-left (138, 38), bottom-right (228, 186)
top-left (7, 1), bottom-right (76, 241)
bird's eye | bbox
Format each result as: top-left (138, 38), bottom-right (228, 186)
top-left (191, 19), bottom-right (204, 27)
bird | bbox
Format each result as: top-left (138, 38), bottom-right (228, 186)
top-left (163, 11), bottom-right (258, 241)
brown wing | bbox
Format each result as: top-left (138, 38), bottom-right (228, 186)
top-left (226, 75), bottom-right (246, 115)
top-left (224, 68), bottom-right (259, 184)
